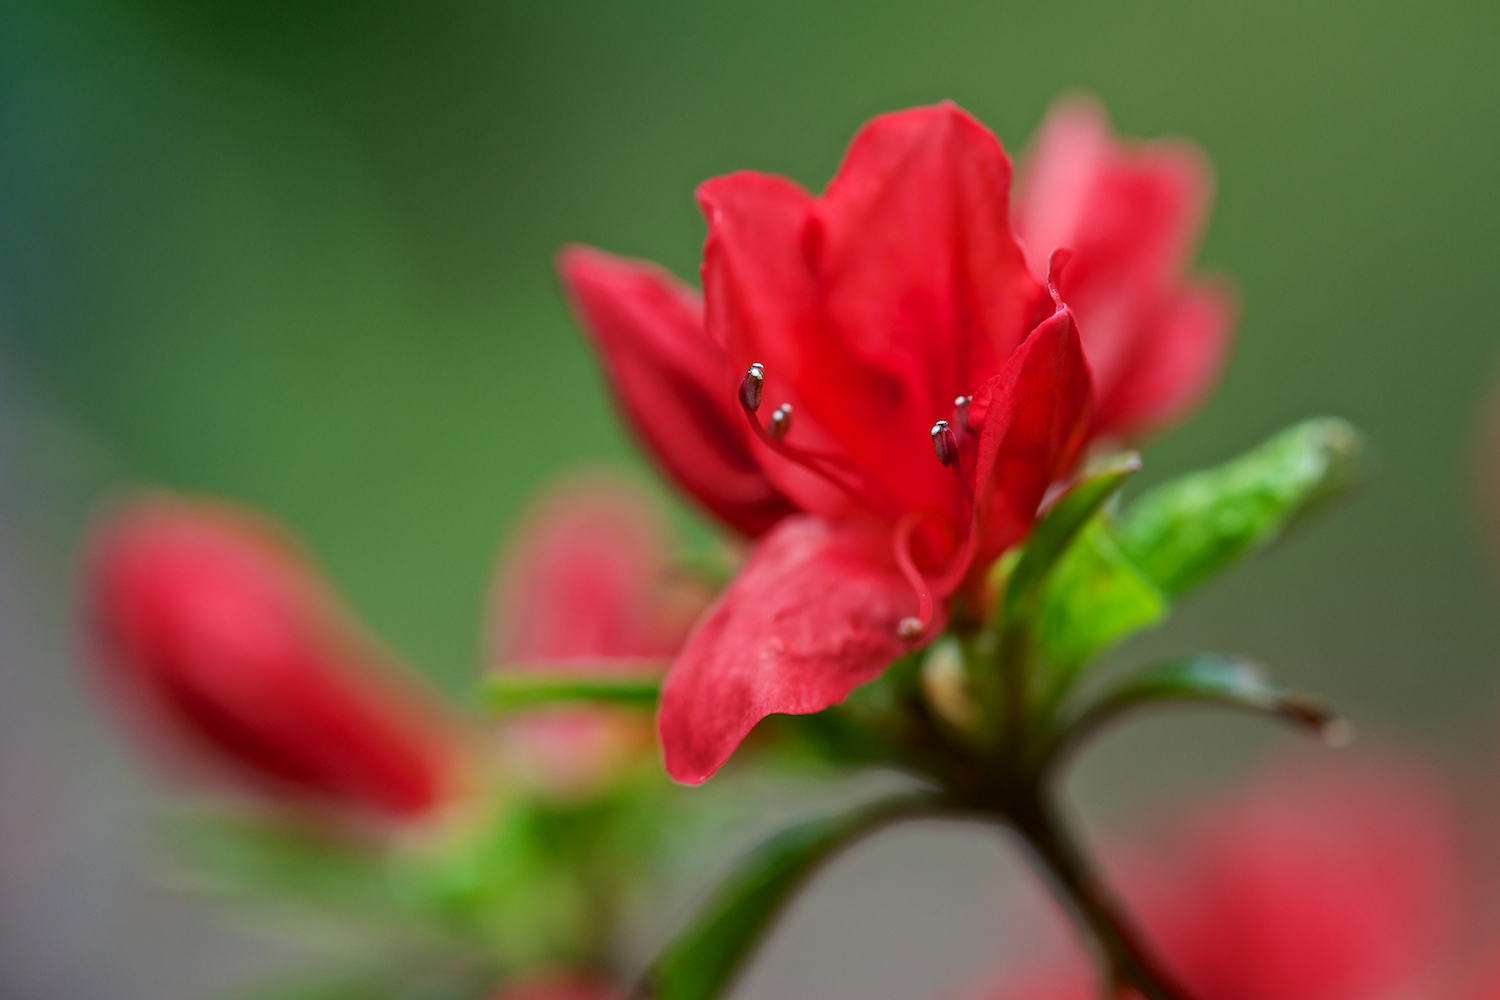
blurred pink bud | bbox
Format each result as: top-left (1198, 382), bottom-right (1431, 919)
top-left (487, 472), bottom-right (714, 795)
top-left (85, 495), bottom-right (463, 821)
top-left (1131, 759), bottom-right (1460, 1000)
top-left (490, 472), bottom-right (707, 666)
top-left (1014, 95), bottom-right (1236, 442)
top-left (489, 972), bottom-right (619, 1000)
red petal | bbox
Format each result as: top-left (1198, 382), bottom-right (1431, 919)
top-left (1095, 280), bottom-right (1236, 440)
top-left (967, 306), bottom-right (1093, 570)
top-left (86, 497), bottom-right (457, 819)
top-left (696, 173), bottom-right (858, 519)
top-left (817, 103), bottom-right (1051, 397)
top-left (488, 472), bottom-right (706, 666)
top-left (1013, 97), bottom-right (1115, 281)
top-left (559, 245), bottom-right (796, 536)
top-left (812, 104), bottom-right (1051, 518)
top-left (658, 515), bottom-right (936, 785)
top-left (1014, 97), bottom-right (1231, 442)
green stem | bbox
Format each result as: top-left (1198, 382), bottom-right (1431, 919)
top-left (1003, 789), bottom-right (1192, 1000)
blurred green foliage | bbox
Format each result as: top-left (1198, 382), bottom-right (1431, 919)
top-left (0, 0), bottom-right (1497, 735)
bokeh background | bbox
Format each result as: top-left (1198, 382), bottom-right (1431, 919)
top-left (2, 1), bottom-right (1499, 997)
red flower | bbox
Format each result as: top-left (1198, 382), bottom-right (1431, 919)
top-left (562, 104), bottom-right (1094, 784)
top-left (85, 496), bottom-right (462, 821)
top-left (972, 758), bottom-right (1460, 1000)
top-left (1014, 96), bottom-right (1236, 441)
top-left (487, 473), bottom-right (711, 794)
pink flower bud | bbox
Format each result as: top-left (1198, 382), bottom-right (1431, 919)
top-left (85, 495), bottom-right (462, 821)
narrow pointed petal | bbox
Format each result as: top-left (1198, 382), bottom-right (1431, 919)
top-left (967, 307), bottom-right (1094, 569)
top-left (808, 103), bottom-right (1052, 516)
top-left (658, 515), bottom-right (938, 785)
top-left (559, 245), bottom-right (795, 536)
top-left (488, 472), bottom-right (708, 666)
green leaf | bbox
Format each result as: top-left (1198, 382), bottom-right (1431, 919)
top-left (1001, 452), bottom-right (1142, 625)
top-left (633, 794), bottom-right (938, 1000)
top-left (478, 669), bottom-right (664, 713)
top-left (1036, 518), bottom-right (1168, 672)
top-left (1116, 418), bottom-right (1365, 597)
top-left (1053, 655), bottom-right (1345, 763)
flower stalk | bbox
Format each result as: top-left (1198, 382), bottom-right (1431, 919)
top-left (999, 787), bottom-right (1192, 1000)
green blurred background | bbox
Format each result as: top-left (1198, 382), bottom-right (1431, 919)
top-left (1, 1), bottom-right (1498, 997)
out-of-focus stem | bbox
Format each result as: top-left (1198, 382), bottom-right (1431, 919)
top-left (1003, 789), bottom-right (1192, 1000)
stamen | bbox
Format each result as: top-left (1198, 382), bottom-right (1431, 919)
top-left (931, 420), bottom-right (957, 467)
top-left (893, 512), bottom-right (935, 641)
top-left (931, 419), bottom-right (973, 504)
top-left (735, 363), bottom-right (902, 521)
top-left (739, 362), bottom-right (765, 412)
top-left (769, 404), bottom-right (792, 441)
top-left (952, 395), bottom-right (972, 431)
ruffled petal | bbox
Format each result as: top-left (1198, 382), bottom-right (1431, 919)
top-left (808, 103), bottom-right (1051, 519)
top-left (559, 246), bottom-right (796, 536)
top-left (967, 304), bottom-right (1093, 569)
top-left (658, 515), bottom-right (935, 784)
top-left (817, 102), bottom-right (1052, 404)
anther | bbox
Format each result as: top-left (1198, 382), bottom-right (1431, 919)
top-left (897, 617), bottom-right (926, 640)
top-left (952, 395), bottom-right (972, 431)
top-left (734, 361), bottom-right (905, 522)
top-left (769, 403), bottom-right (793, 441)
top-left (931, 420), bottom-right (958, 467)
top-left (739, 363), bottom-right (765, 412)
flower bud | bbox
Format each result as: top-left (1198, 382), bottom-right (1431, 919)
top-left (85, 496), bottom-right (461, 821)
